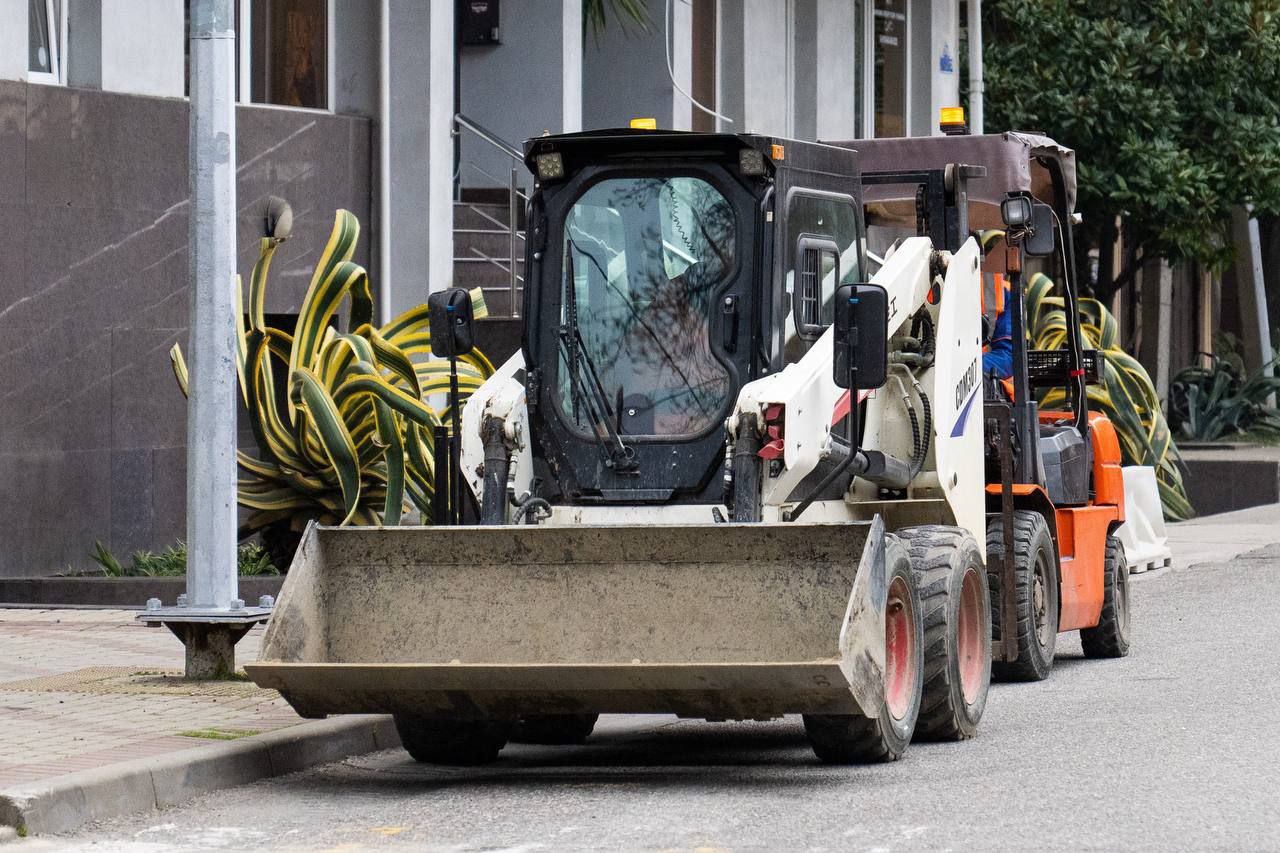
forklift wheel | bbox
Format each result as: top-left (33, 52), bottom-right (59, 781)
top-left (803, 535), bottom-right (923, 763)
top-left (393, 715), bottom-right (511, 765)
top-left (1080, 535), bottom-right (1131, 658)
top-left (896, 526), bottom-right (991, 740)
top-left (512, 714), bottom-right (599, 745)
top-left (987, 510), bottom-right (1059, 682)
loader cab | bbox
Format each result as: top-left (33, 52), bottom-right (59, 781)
top-left (520, 130), bottom-right (866, 506)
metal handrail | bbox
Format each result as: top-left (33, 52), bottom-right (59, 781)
top-left (469, 246), bottom-right (525, 283)
top-left (455, 113), bottom-right (523, 161)
top-left (452, 113), bottom-right (529, 317)
top-left (455, 199), bottom-right (527, 240)
top-left (461, 160), bottom-right (530, 205)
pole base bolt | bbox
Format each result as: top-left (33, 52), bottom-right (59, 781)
top-left (258, 594), bottom-right (275, 608)
top-left (231, 599), bottom-right (245, 611)
top-left (176, 594), bottom-right (189, 608)
top-left (145, 598), bottom-right (162, 611)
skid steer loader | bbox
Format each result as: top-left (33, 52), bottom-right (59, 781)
top-left (247, 127), bottom-right (1127, 765)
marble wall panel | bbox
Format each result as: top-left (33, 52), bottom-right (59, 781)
top-left (0, 78), bottom-right (373, 577)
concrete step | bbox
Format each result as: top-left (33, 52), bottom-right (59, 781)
top-left (458, 186), bottom-right (511, 206)
top-left (453, 200), bottom-right (526, 230)
top-left (454, 261), bottom-right (524, 291)
top-left (454, 229), bottom-right (526, 259)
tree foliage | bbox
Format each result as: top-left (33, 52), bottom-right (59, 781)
top-left (982, 1), bottom-right (1280, 299)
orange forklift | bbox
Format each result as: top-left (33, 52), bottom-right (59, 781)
top-left (849, 130), bottom-right (1131, 681)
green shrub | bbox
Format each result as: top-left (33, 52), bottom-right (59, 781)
top-left (1169, 355), bottom-right (1280, 443)
top-left (89, 541), bottom-right (280, 577)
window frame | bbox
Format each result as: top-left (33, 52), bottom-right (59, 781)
top-left (28, 0), bottom-right (67, 86)
top-left (185, 0), bottom-right (335, 112)
top-left (781, 186), bottom-right (863, 344)
top-left (793, 235), bottom-right (841, 341)
top-left (864, 0), bottom-right (911, 138)
top-left (239, 0), bottom-right (335, 112)
top-left (550, 168), bottom-right (745, 444)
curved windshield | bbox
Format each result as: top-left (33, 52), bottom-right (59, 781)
top-left (558, 176), bottom-right (736, 438)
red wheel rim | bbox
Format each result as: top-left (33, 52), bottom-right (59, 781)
top-left (885, 575), bottom-right (916, 721)
top-left (957, 567), bottom-right (985, 704)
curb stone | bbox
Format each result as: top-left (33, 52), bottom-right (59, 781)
top-left (0, 716), bottom-right (400, 836)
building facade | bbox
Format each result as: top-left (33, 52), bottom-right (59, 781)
top-left (0, 0), bottom-right (967, 576)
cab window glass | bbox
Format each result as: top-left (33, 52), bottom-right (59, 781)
top-left (558, 176), bottom-right (736, 437)
top-left (783, 194), bottom-right (862, 357)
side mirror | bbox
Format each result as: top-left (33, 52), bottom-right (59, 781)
top-left (833, 283), bottom-right (888, 390)
top-left (428, 288), bottom-right (475, 357)
top-left (795, 236), bottom-right (840, 341)
top-left (1024, 202), bottom-right (1056, 257)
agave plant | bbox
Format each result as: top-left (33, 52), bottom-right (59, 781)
top-left (170, 210), bottom-right (494, 548)
top-left (584, 0), bottom-right (650, 39)
top-left (1168, 355), bottom-right (1280, 443)
top-left (1025, 273), bottom-right (1194, 521)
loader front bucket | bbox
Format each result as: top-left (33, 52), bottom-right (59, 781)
top-left (246, 518), bottom-right (890, 721)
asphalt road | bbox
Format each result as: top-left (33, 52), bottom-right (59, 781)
top-left (28, 545), bottom-right (1280, 852)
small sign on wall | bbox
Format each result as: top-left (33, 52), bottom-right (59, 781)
top-left (460, 0), bottom-right (501, 45)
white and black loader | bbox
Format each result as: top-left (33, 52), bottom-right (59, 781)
top-left (248, 130), bottom-right (1000, 764)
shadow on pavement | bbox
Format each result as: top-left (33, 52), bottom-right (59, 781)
top-left (274, 718), bottom-right (903, 795)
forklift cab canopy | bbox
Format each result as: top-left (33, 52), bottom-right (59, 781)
top-left (833, 132), bottom-right (1077, 231)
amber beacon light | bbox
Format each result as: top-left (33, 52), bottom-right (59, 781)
top-left (939, 107), bottom-right (969, 136)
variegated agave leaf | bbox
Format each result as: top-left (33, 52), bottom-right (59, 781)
top-left (170, 209), bottom-right (493, 536)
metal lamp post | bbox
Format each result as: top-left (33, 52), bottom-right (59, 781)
top-left (139, 0), bottom-right (271, 677)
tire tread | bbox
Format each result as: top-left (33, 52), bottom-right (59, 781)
top-left (1080, 535), bottom-right (1130, 658)
top-left (896, 525), bottom-right (990, 741)
top-left (987, 511), bottom-right (1057, 682)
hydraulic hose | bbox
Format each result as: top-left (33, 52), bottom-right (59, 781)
top-left (917, 388), bottom-right (933, 476)
top-left (910, 310), bottom-right (936, 369)
top-left (730, 414), bottom-right (764, 522)
top-left (512, 495), bottom-right (552, 525)
top-left (479, 417), bottom-right (509, 525)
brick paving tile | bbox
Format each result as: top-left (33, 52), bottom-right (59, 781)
top-left (0, 609), bottom-right (307, 788)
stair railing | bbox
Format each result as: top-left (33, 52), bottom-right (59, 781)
top-left (453, 113), bottom-right (529, 317)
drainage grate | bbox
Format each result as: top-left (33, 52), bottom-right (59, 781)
top-left (0, 667), bottom-right (275, 699)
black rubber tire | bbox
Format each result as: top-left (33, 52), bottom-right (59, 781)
top-left (803, 535), bottom-right (923, 763)
top-left (511, 713), bottom-right (599, 745)
top-left (987, 510), bottom-right (1059, 682)
top-left (393, 715), bottom-right (511, 765)
top-left (896, 525), bottom-right (991, 741)
top-left (1080, 535), bottom-right (1131, 658)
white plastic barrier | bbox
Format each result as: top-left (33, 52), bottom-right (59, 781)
top-left (1115, 466), bottom-right (1173, 573)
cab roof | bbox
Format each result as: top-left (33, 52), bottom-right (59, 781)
top-left (828, 131), bottom-right (1078, 213)
top-left (523, 128), bottom-right (861, 183)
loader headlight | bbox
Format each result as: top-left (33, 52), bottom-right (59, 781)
top-left (1001, 195), bottom-right (1033, 229)
top-left (739, 148), bottom-right (767, 176)
top-left (534, 152), bottom-right (565, 181)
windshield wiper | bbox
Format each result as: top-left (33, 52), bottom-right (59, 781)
top-left (561, 243), bottom-right (638, 473)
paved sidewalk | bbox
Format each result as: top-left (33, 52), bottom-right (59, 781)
top-left (1166, 501), bottom-right (1280, 568)
top-left (0, 611), bottom-right (299, 790)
